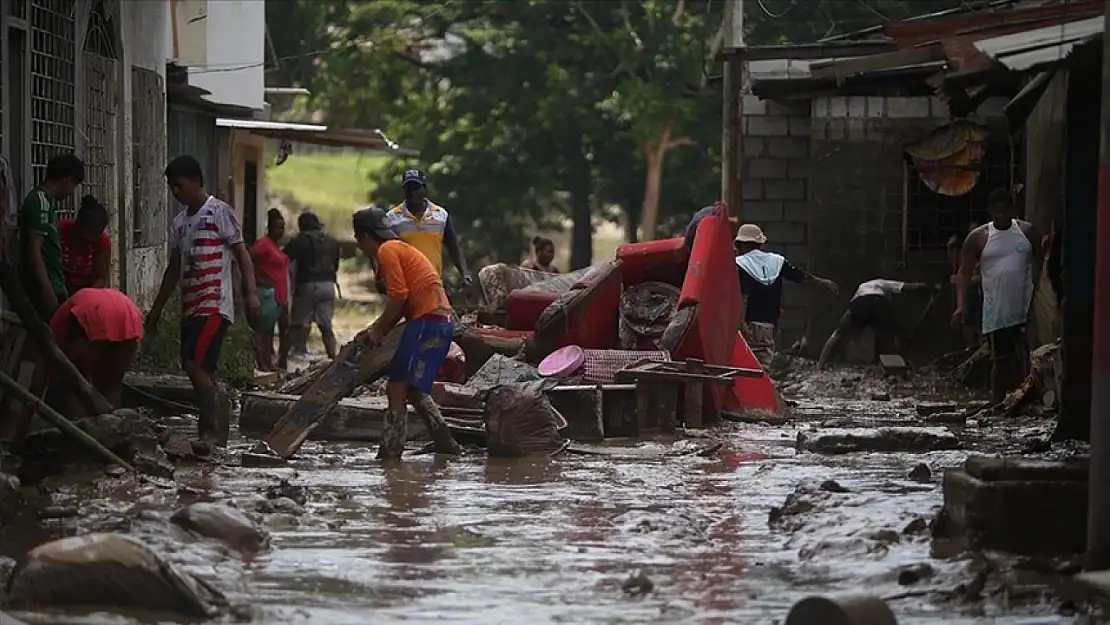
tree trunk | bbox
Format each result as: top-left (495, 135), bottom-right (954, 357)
top-left (567, 140), bottom-right (594, 270)
top-left (640, 123), bottom-right (693, 242)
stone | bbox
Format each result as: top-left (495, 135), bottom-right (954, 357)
top-left (266, 479), bottom-right (308, 506)
top-left (785, 595), bottom-right (897, 625)
top-left (964, 455), bottom-right (1088, 483)
top-left (4, 533), bottom-right (229, 618)
top-left (938, 468), bottom-right (1088, 556)
top-left (903, 518), bottom-right (928, 535)
top-left (908, 463), bottom-right (932, 482)
top-left (820, 479), bottom-right (850, 493)
top-left (925, 412), bottom-right (966, 424)
top-left (878, 354), bottom-right (908, 375)
top-left (797, 427), bottom-right (959, 455)
top-left (241, 452), bottom-right (289, 469)
top-left (170, 503), bottom-right (271, 553)
top-left (870, 393), bottom-right (891, 401)
top-left (621, 570), bottom-right (654, 596)
top-left (896, 563), bottom-right (934, 586)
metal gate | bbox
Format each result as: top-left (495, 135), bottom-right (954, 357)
top-left (81, 0), bottom-right (117, 209)
top-left (30, 0), bottom-right (77, 216)
top-left (131, 66), bottom-right (166, 248)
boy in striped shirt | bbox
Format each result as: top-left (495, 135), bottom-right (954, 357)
top-left (146, 155), bottom-right (260, 444)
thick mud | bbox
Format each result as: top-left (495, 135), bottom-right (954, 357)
top-left (0, 362), bottom-right (1093, 624)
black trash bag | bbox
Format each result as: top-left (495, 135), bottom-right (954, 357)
top-left (4, 533), bottom-right (229, 619)
top-left (484, 378), bottom-right (569, 457)
top-left (171, 502), bottom-right (271, 553)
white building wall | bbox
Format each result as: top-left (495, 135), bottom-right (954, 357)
top-left (120, 0), bottom-right (170, 309)
top-left (169, 0), bottom-right (266, 112)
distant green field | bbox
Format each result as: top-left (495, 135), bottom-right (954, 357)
top-left (266, 151), bottom-right (389, 237)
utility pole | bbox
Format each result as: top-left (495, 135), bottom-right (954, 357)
top-left (721, 0), bottom-right (744, 217)
top-left (1088, 0), bottom-right (1110, 570)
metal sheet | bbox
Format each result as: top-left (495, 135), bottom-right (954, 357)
top-left (973, 16), bottom-right (1103, 71)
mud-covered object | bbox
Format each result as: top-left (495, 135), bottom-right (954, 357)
top-left (478, 263), bottom-right (590, 309)
top-left (618, 281), bottom-right (680, 349)
top-left (3, 533), bottom-right (229, 618)
top-left (484, 379), bottom-right (569, 457)
top-left (170, 502), bottom-right (271, 553)
top-left (466, 354), bottom-right (540, 391)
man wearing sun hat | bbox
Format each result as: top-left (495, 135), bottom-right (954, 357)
top-left (734, 223), bottom-right (839, 365)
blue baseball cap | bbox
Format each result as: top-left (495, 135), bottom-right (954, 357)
top-left (401, 168), bottom-right (426, 187)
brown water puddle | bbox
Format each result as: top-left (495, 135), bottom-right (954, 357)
top-left (0, 366), bottom-right (1087, 624)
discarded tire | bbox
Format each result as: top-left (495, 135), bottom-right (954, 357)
top-left (785, 595), bottom-right (897, 625)
top-left (4, 533), bottom-right (229, 619)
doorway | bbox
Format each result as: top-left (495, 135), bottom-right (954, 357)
top-left (243, 159), bottom-right (258, 245)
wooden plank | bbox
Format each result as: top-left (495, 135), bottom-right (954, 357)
top-left (683, 359), bottom-right (705, 428)
top-left (808, 44), bottom-right (944, 79)
top-left (265, 324), bottom-right (407, 458)
top-left (7, 361), bottom-right (36, 418)
top-left (634, 383), bottom-right (651, 437)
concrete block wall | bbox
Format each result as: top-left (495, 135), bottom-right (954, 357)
top-left (739, 94), bottom-right (812, 346)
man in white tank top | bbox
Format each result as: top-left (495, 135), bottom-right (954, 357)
top-left (953, 188), bottom-right (1039, 403)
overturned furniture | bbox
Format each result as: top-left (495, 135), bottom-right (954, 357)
top-left (614, 358), bottom-right (762, 433)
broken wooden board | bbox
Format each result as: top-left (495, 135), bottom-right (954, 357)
top-left (242, 391), bottom-right (484, 443)
top-left (613, 358), bottom-right (762, 384)
top-left (265, 325), bottom-right (408, 458)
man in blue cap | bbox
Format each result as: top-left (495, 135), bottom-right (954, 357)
top-left (386, 168), bottom-right (470, 285)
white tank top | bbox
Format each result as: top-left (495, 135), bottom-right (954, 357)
top-left (979, 219), bottom-right (1033, 334)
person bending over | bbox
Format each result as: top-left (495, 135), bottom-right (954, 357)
top-left (817, 278), bottom-right (938, 367)
top-left (352, 207), bottom-right (462, 461)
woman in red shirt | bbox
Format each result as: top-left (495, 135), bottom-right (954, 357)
top-left (59, 195), bottom-right (111, 296)
top-left (250, 209), bottom-right (291, 371)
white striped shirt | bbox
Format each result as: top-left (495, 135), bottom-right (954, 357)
top-left (169, 196), bottom-right (242, 321)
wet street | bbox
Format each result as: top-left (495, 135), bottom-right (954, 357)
top-left (0, 363), bottom-right (1089, 624)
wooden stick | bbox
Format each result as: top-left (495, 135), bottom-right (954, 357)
top-left (0, 262), bottom-right (113, 415)
top-left (0, 370), bottom-right (134, 471)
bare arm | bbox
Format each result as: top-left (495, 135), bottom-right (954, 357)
top-left (956, 229), bottom-right (985, 312)
top-left (148, 248), bottom-right (181, 321)
top-left (901, 282), bottom-right (931, 292)
top-left (373, 297), bottom-right (407, 337)
top-left (232, 241), bottom-right (259, 301)
top-left (443, 215), bottom-right (468, 277)
top-left (26, 233), bottom-right (58, 312)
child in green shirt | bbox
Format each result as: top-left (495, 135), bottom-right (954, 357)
top-left (20, 154), bottom-right (84, 318)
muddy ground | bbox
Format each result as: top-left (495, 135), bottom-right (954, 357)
top-left (0, 360), bottom-right (1098, 624)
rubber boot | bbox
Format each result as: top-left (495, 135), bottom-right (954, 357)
top-left (377, 405), bottom-right (407, 460)
top-left (409, 391), bottom-right (462, 455)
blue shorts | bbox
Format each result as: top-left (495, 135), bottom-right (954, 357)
top-left (388, 317), bottom-right (454, 393)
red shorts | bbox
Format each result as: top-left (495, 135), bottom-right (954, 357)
top-left (50, 288), bottom-right (143, 347)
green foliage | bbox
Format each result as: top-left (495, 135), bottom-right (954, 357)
top-left (265, 0), bottom-right (964, 266)
top-left (136, 294), bottom-right (255, 388)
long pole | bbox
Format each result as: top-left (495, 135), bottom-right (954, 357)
top-left (1087, 0), bottom-right (1110, 570)
top-left (722, 0), bottom-right (744, 214)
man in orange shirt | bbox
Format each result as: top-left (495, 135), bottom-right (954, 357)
top-left (352, 207), bottom-right (462, 460)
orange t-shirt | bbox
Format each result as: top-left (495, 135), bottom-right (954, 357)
top-left (376, 240), bottom-right (452, 320)
top-left (50, 287), bottom-right (143, 346)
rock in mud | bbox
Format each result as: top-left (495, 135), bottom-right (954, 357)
top-left (0, 555), bottom-right (16, 589)
top-left (908, 463), bottom-right (932, 482)
top-left (785, 595), bottom-right (897, 625)
top-left (466, 354), bottom-right (540, 391)
top-left (820, 479), bottom-right (850, 493)
top-left (903, 517), bottom-right (929, 535)
top-left (0, 472), bottom-right (20, 520)
top-left (266, 479), bottom-right (308, 506)
top-left (796, 427), bottom-right (959, 455)
top-left (170, 502), bottom-right (271, 553)
top-left (914, 402), bottom-right (957, 417)
top-left (484, 379), bottom-right (570, 457)
top-left (264, 497), bottom-right (305, 516)
top-left (621, 570), bottom-right (654, 596)
top-left (3, 533), bottom-right (229, 618)
top-left (925, 411), bottom-right (967, 425)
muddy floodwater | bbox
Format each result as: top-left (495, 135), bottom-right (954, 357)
top-left (0, 365), bottom-right (1091, 624)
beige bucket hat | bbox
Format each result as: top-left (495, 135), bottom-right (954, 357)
top-left (735, 223), bottom-right (767, 244)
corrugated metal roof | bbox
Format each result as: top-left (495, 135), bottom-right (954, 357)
top-left (973, 16), bottom-right (1103, 71)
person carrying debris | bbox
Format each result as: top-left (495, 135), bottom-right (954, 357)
top-left (734, 223), bottom-right (838, 365)
top-left (59, 195), bottom-right (111, 296)
top-left (146, 155), bottom-right (261, 444)
top-left (20, 153), bottom-right (85, 318)
top-left (386, 168), bottom-right (470, 284)
top-left (352, 207), bottom-right (463, 461)
top-left (282, 210), bottom-right (340, 364)
top-left (953, 188), bottom-right (1039, 403)
top-left (817, 279), bottom-right (939, 367)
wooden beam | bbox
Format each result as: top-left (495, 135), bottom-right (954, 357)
top-left (809, 44), bottom-right (945, 80)
top-left (717, 41), bottom-right (897, 63)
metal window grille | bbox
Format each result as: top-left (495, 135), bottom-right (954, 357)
top-left (130, 66), bottom-right (166, 248)
top-left (904, 139), bottom-right (1021, 250)
top-left (81, 0), bottom-right (118, 218)
top-left (30, 0), bottom-right (76, 217)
